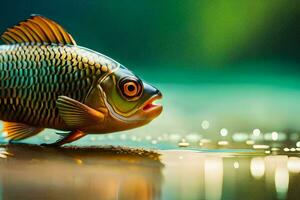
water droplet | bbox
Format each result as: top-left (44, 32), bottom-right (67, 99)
top-left (201, 120), bottom-right (210, 130)
top-left (220, 128), bottom-right (228, 137)
top-left (253, 129), bottom-right (261, 137)
top-left (272, 132), bottom-right (278, 141)
top-left (218, 141), bottom-right (229, 146)
top-left (290, 148), bottom-right (296, 152)
top-left (178, 138), bottom-right (190, 147)
top-left (283, 148), bottom-right (290, 152)
top-left (253, 144), bottom-right (269, 149)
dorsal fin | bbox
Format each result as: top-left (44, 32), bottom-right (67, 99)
top-left (1, 14), bottom-right (77, 45)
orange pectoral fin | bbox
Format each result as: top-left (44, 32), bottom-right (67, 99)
top-left (56, 96), bottom-right (105, 128)
top-left (2, 122), bottom-right (44, 141)
top-left (42, 130), bottom-right (85, 147)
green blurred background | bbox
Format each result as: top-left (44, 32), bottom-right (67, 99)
top-left (0, 0), bottom-right (300, 143)
top-left (1, 0), bottom-right (299, 77)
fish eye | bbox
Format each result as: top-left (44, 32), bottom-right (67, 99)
top-left (119, 77), bottom-right (143, 100)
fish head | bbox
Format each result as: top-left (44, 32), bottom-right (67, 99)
top-left (98, 65), bottom-right (163, 132)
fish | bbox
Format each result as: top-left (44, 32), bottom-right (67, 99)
top-left (0, 15), bottom-right (162, 146)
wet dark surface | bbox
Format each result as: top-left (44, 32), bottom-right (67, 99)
top-left (0, 144), bottom-right (300, 200)
top-left (0, 144), bottom-right (163, 200)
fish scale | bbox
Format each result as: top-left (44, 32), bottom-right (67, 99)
top-left (0, 43), bottom-right (117, 129)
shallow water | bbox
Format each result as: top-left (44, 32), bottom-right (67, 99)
top-left (0, 144), bottom-right (299, 200)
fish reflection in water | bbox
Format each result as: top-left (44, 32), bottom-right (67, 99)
top-left (0, 144), bottom-right (163, 200)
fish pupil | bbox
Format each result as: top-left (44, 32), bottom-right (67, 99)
top-left (128, 85), bottom-right (135, 92)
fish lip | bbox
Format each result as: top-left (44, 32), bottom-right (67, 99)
top-left (142, 93), bottom-right (163, 113)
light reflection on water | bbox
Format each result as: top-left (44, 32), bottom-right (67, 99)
top-left (204, 157), bottom-right (223, 200)
top-left (161, 151), bottom-right (300, 200)
top-left (250, 157), bottom-right (265, 179)
top-left (1, 145), bottom-right (299, 200)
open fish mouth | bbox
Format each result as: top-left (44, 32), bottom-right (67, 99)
top-left (142, 93), bottom-right (163, 113)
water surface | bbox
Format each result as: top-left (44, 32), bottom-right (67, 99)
top-left (0, 144), bottom-right (299, 200)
